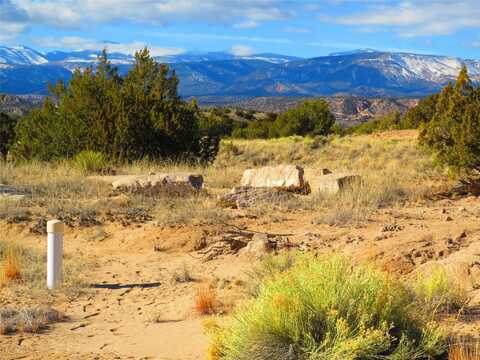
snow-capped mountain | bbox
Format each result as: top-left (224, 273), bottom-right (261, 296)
top-left (0, 46), bottom-right (302, 67)
top-left (0, 46), bottom-right (479, 96)
top-left (0, 46), bottom-right (48, 66)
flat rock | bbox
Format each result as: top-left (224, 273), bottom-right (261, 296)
top-left (89, 174), bottom-right (203, 194)
top-left (303, 168), bottom-right (332, 193)
top-left (310, 173), bottom-right (361, 195)
top-left (0, 185), bottom-right (27, 201)
top-left (240, 165), bottom-right (305, 191)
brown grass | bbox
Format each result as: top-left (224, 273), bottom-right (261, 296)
top-left (0, 240), bottom-right (89, 302)
top-left (0, 246), bottom-right (21, 284)
top-left (0, 130), bottom-right (451, 227)
top-left (0, 307), bottom-right (62, 335)
top-left (448, 341), bottom-right (480, 360)
top-left (195, 285), bottom-right (217, 315)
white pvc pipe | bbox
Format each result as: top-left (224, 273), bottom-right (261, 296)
top-left (47, 219), bottom-right (64, 289)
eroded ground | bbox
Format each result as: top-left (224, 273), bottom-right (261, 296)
top-left (1, 193), bottom-right (480, 359)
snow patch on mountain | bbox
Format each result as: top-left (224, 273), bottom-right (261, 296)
top-left (0, 46), bottom-right (48, 65)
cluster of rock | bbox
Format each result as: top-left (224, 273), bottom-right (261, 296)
top-left (220, 164), bottom-right (360, 208)
top-left (88, 165), bottom-right (360, 209)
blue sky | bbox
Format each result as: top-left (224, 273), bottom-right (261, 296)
top-left (1, 0), bottom-right (480, 58)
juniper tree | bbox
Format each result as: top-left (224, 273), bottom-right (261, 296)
top-left (13, 48), bottom-right (205, 162)
top-left (0, 112), bottom-right (15, 157)
top-left (419, 66), bottom-right (480, 180)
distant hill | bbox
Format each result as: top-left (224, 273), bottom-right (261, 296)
top-left (0, 93), bottom-right (417, 127)
top-left (0, 94), bottom-right (45, 117)
top-left (217, 96), bottom-right (419, 126)
top-left (1, 45), bottom-right (476, 98)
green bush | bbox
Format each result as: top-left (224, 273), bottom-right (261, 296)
top-left (199, 109), bottom-right (235, 138)
top-left (207, 255), bottom-right (446, 360)
top-left (401, 94), bottom-right (439, 129)
top-left (0, 112), bottom-right (16, 157)
top-left (72, 151), bottom-right (108, 174)
top-left (413, 266), bottom-right (468, 314)
top-left (419, 66), bottom-right (480, 180)
top-left (13, 49), bottom-right (204, 162)
top-left (231, 100), bottom-right (336, 139)
top-left (347, 111), bottom-right (403, 135)
top-left (272, 99), bottom-right (335, 137)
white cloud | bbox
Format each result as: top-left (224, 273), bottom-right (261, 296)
top-left (283, 26), bottom-right (311, 34)
top-left (230, 44), bottom-right (255, 56)
top-left (151, 32), bottom-right (292, 44)
top-left (234, 20), bottom-right (258, 29)
top-left (9, 0), bottom-right (293, 29)
top-left (35, 36), bottom-right (185, 56)
top-left (0, 0), bottom-right (29, 40)
top-left (336, 1), bottom-right (480, 37)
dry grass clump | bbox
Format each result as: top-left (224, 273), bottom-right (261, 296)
top-left (0, 241), bottom-right (88, 300)
top-left (0, 245), bottom-right (22, 284)
top-left (195, 285), bottom-right (218, 315)
top-left (155, 196), bottom-right (231, 226)
top-left (448, 340), bottom-right (480, 360)
top-left (0, 307), bottom-right (62, 335)
top-left (0, 159), bottom-right (110, 219)
top-left (171, 262), bottom-right (195, 283)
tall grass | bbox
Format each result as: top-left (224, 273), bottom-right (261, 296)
top-left (72, 150), bottom-right (109, 174)
top-left (448, 340), bottom-right (480, 360)
top-left (207, 255), bottom-right (447, 360)
top-left (0, 245), bottom-right (22, 284)
top-left (0, 131), bottom-right (450, 225)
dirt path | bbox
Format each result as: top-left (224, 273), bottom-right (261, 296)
top-left (2, 195), bottom-right (480, 359)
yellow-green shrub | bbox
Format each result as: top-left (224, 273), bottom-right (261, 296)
top-left (72, 150), bottom-right (108, 174)
top-left (207, 255), bottom-right (446, 360)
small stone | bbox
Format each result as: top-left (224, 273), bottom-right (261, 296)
top-left (445, 216), bottom-right (453, 221)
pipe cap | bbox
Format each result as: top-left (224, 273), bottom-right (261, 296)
top-left (47, 219), bottom-right (64, 234)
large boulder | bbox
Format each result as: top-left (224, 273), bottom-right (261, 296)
top-left (90, 173), bottom-right (203, 194)
top-left (307, 173), bottom-right (361, 195)
top-left (240, 165), bottom-right (305, 191)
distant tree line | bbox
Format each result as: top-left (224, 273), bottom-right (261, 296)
top-left (200, 99), bottom-right (338, 140)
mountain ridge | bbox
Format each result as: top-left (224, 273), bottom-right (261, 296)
top-left (0, 45), bottom-right (478, 97)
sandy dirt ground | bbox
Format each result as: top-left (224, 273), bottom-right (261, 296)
top-left (1, 193), bottom-right (480, 359)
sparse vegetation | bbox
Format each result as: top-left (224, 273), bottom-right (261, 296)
top-left (207, 255), bottom-right (447, 360)
top-left (72, 150), bottom-right (109, 174)
top-left (448, 340), bottom-right (480, 360)
top-left (413, 266), bottom-right (469, 314)
top-left (0, 241), bottom-right (88, 299)
top-left (0, 307), bottom-right (63, 335)
top-left (171, 262), bottom-right (195, 283)
top-left (195, 285), bottom-right (218, 315)
top-left (0, 245), bottom-right (22, 284)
